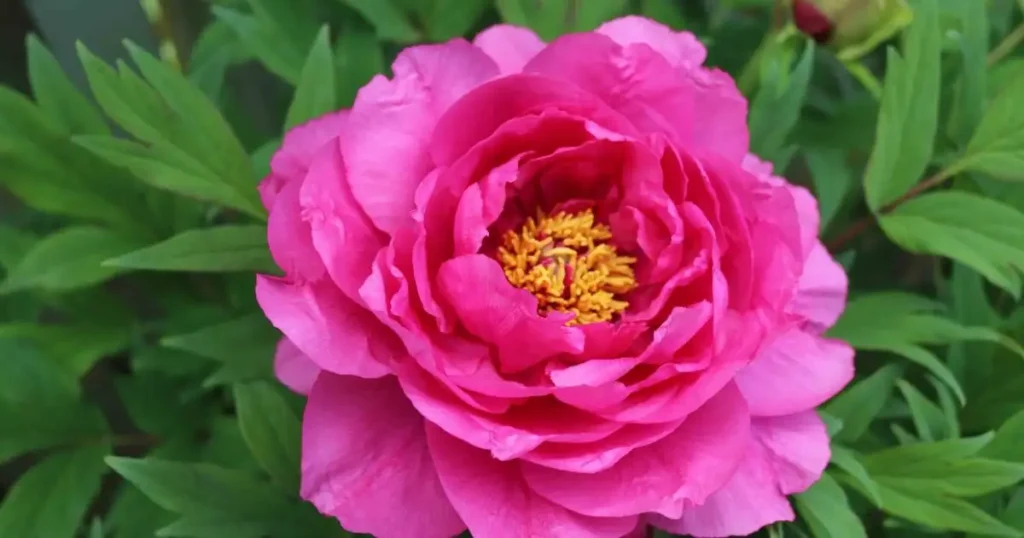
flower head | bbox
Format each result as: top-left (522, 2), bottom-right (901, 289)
top-left (257, 16), bottom-right (853, 538)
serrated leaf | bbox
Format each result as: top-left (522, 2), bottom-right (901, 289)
top-left (852, 480), bottom-right (1022, 536)
top-left (863, 0), bottom-right (941, 211)
top-left (234, 382), bottom-right (301, 490)
top-left (0, 444), bottom-right (109, 538)
top-left (106, 457), bottom-right (336, 538)
top-left (897, 380), bottom-right (945, 441)
top-left (794, 472), bottom-right (867, 538)
top-left (424, 0), bottom-right (490, 41)
top-left (749, 40), bottom-right (815, 166)
top-left (981, 409), bottom-right (1024, 463)
top-left (824, 364), bottom-right (903, 443)
top-left (0, 340), bottom-right (109, 464)
top-left (285, 26), bottom-right (336, 129)
top-left (331, 0), bottom-right (421, 43)
top-left (0, 227), bottom-right (144, 294)
top-left (106, 225), bottom-right (276, 273)
top-left (26, 35), bottom-right (109, 136)
top-left (956, 69), bottom-right (1024, 181)
top-left (881, 191), bottom-right (1024, 297)
top-left (830, 445), bottom-right (882, 506)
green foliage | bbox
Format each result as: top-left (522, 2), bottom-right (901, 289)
top-left (2, 0), bottom-right (1024, 537)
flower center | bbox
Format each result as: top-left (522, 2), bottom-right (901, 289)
top-left (497, 208), bottom-right (637, 325)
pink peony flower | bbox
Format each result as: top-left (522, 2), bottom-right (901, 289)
top-left (256, 16), bottom-right (853, 538)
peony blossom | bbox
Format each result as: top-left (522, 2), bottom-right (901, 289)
top-left (256, 16), bottom-right (853, 538)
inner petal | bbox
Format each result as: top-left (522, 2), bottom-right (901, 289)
top-left (497, 208), bottom-right (637, 325)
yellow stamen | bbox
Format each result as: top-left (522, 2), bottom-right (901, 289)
top-left (497, 208), bottom-right (637, 325)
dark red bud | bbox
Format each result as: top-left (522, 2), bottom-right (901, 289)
top-left (792, 0), bottom-right (835, 44)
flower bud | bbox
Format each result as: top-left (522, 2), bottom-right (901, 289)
top-left (792, 0), bottom-right (913, 60)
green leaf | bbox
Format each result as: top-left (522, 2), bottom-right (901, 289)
top-left (852, 480), bottom-right (1022, 536)
top-left (981, 408), bottom-right (1024, 463)
top-left (424, 0), bottom-right (489, 40)
top-left (212, 6), bottom-right (303, 83)
top-left (881, 191), bottom-right (1024, 296)
top-left (794, 472), bottom-right (867, 538)
top-left (495, 0), bottom-right (571, 40)
top-left (0, 225), bottom-right (36, 270)
top-left (806, 147), bottom-right (854, 233)
top-left (830, 445), bottom-right (883, 506)
top-left (116, 373), bottom-right (211, 437)
top-left (0, 444), bottom-right (109, 538)
top-left (73, 135), bottom-right (259, 217)
top-left (824, 364), bottom-right (903, 443)
top-left (863, 0), bottom-right (941, 211)
top-left (26, 35), bottom-right (109, 136)
top-left (161, 313), bottom-right (278, 386)
top-left (285, 26), bottom-right (336, 129)
top-left (948, 0), bottom-right (988, 143)
top-left (0, 323), bottom-right (131, 377)
top-left (864, 434), bottom-right (993, 471)
top-left (749, 40), bottom-right (815, 165)
top-left (106, 225), bottom-right (276, 273)
top-left (234, 382), bottom-right (301, 490)
top-left (106, 457), bottom-right (337, 538)
top-left (0, 340), bottom-right (109, 464)
top-left (568, 0), bottom-right (630, 32)
top-left (956, 69), bottom-right (1024, 181)
top-left (334, 26), bottom-right (384, 107)
top-left (0, 227), bottom-right (144, 294)
top-left (879, 459), bottom-right (1024, 497)
top-left (897, 380), bottom-right (945, 441)
top-left (331, 0), bottom-right (421, 43)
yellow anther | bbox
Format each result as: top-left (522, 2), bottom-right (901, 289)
top-left (496, 208), bottom-right (636, 325)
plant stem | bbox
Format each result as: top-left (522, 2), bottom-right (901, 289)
top-left (988, 22), bottom-right (1024, 67)
top-left (826, 168), bottom-right (955, 252)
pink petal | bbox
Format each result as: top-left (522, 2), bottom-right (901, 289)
top-left (300, 140), bottom-right (385, 303)
top-left (255, 275), bottom-right (394, 378)
top-left (430, 74), bottom-right (639, 167)
top-left (524, 33), bottom-right (696, 156)
top-left (261, 110), bottom-right (349, 208)
top-left (521, 420), bottom-right (683, 473)
top-left (266, 178), bottom-right (325, 281)
top-left (753, 411), bottom-right (831, 494)
top-left (342, 40), bottom-right (497, 233)
top-left (473, 24), bottom-right (545, 74)
top-left (425, 424), bottom-right (637, 538)
top-left (791, 242), bottom-right (849, 331)
top-left (596, 16), bottom-right (707, 69)
top-left (650, 440), bottom-right (795, 538)
top-left (735, 329), bottom-right (854, 417)
top-left (301, 374), bottom-right (464, 538)
top-left (436, 255), bottom-right (585, 373)
top-left (521, 383), bottom-right (750, 519)
top-left (273, 338), bottom-right (320, 395)
top-left (684, 67), bottom-right (749, 163)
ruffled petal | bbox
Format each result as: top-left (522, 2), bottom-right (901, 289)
top-left (426, 424), bottom-right (637, 538)
top-left (735, 329), bottom-right (854, 417)
top-left (260, 110), bottom-right (349, 208)
top-left (791, 242), bottom-right (849, 331)
top-left (273, 338), bottom-right (320, 395)
top-left (753, 411), bottom-right (831, 494)
top-left (256, 276), bottom-right (395, 378)
top-left (301, 374), bottom-right (464, 538)
top-left (473, 24), bottom-right (545, 74)
top-left (343, 40), bottom-right (498, 233)
top-left (521, 383), bottom-right (750, 519)
top-left (596, 16), bottom-right (707, 69)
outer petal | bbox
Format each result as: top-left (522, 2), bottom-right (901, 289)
top-left (791, 242), bottom-right (849, 331)
top-left (596, 16), bottom-right (707, 69)
top-left (256, 276), bottom-right (394, 378)
top-left (650, 441), bottom-right (795, 538)
top-left (735, 329), bottom-right (854, 417)
top-left (273, 338), bottom-right (320, 395)
top-left (261, 110), bottom-right (349, 208)
top-left (266, 178), bottom-right (325, 281)
top-left (426, 424), bottom-right (637, 538)
top-left (302, 374), bottom-right (464, 538)
top-left (753, 411), bottom-right (831, 494)
top-left (473, 25), bottom-right (545, 74)
top-left (521, 383), bottom-right (750, 519)
top-left (342, 40), bottom-right (498, 233)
